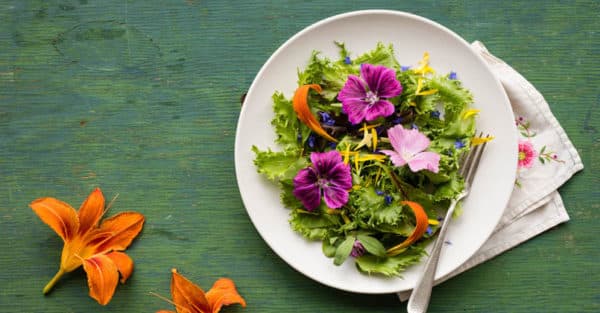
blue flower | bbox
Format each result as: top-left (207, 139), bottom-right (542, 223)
top-left (401, 65), bottom-right (411, 71)
top-left (307, 134), bottom-right (316, 148)
top-left (384, 195), bottom-right (393, 205)
top-left (454, 139), bottom-right (465, 149)
top-left (344, 56), bottom-right (352, 64)
top-left (449, 71), bottom-right (457, 80)
top-left (375, 189), bottom-right (385, 196)
top-left (318, 111), bottom-right (336, 126)
top-left (411, 123), bottom-right (419, 130)
top-left (430, 110), bottom-right (441, 119)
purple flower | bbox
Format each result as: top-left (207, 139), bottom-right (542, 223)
top-left (337, 64), bottom-right (403, 125)
top-left (344, 56), bottom-right (352, 64)
top-left (350, 240), bottom-right (365, 258)
top-left (449, 71), bottom-right (457, 80)
top-left (455, 139), bottom-right (465, 149)
top-left (430, 110), bottom-right (441, 119)
top-left (293, 151), bottom-right (352, 211)
top-left (401, 65), bottom-right (411, 71)
top-left (381, 125), bottom-right (440, 173)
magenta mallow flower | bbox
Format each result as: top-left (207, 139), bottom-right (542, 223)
top-left (350, 240), bottom-right (365, 258)
top-left (518, 139), bottom-right (537, 169)
top-left (381, 125), bottom-right (440, 173)
top-left (337, 63), bottom-right (403, 125)
top-left (293, 150), bottom-right (352, 211)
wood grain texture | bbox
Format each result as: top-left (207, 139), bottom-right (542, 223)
top-left (0, 1), bottom-right (597, 312)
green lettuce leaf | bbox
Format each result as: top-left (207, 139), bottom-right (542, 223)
top-left (252, 146), bottom-right (308, 182)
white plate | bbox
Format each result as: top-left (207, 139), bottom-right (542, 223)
top-left (235, 10), bottom-right (517, 294)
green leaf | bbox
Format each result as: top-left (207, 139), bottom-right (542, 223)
top-left (252, 147), bottom-right (308, 182)
top-left (354, 246), bottom-right (426, 277)
top-left (334, 236), bottom-right (355, 266)
top-left (322, 238), bottom-right (338, 258)
top-left (271, 92), bottom-right (308, 149)
top-left (356, 234), bottom-right (386, 257)
top-left (289, 209), bottom-right (341, 240)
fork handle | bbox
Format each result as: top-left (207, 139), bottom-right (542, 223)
top-left (406, 194), bottom-right (464, 313)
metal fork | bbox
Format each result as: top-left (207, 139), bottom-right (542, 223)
top-left (406, 136), bottom-right (489, 313)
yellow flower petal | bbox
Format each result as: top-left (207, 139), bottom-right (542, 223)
top-left (462, 109), bottom-right (481, 120)
top-left (428, 218), bottom-right (440, 225)
top-left (471, 135), bottom-right (494, 146)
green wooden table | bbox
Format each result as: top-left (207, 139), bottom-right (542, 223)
top-left (1, 1), bottom-right (597, 312)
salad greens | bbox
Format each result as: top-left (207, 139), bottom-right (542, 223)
top-left (252, 42), bottom-right (478, 277)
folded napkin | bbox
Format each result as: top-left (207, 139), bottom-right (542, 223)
top-left (398, 41), bottom-right (584, 301)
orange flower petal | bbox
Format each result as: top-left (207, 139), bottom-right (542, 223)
top-left (293, 84), bottom-right (338, 143)
top-left (94, 212), bottom-right (145, 254)
top-left (106, 251), bottom-right (133, 284)
top-left (82, 254), bottom-right (119, 305)
top-left (170, 268), bottom-right (211, 313)
top-left (386, 201), bottom-right (429, 256)
top-left (156, 311), bottom-right (176, 313)
top-left (77, 188), bottom-right (105, 235)
top-left (206, 278), bottom-right (247, 313)
top-left (30, 197), bottom-right (79, 242)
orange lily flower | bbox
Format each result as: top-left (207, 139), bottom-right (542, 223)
top-left (30, 187), bottom-right (145, 305)
top-left (156, 268), bottom-right (246, 313)
top-left (293, 84), bottom-right (338, 143)
top-left (386, 201), bottom-right (429, 256)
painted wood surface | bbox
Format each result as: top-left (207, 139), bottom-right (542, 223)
top-left (0, 1), bottom-right (598, 312)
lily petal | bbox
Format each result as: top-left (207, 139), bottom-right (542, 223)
top-left (170, 268), bottom-right (211, 313)
top-left (106, 251), bottom-right (133, 283)
top-left (206, 278), bottom-right (247, 313)
top-left (293, 84), bottom-right (337, 142)
top-left (83, 254), bottom-right (119, 305)
top-left (94, 212), bottom-right (145, 254)
top-left (77, 188), bottom-right (105, 235)
top-left (30, 197), bottom-right (79, 242)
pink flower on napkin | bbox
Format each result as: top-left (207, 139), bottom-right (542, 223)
top-left (517, 139), bottom-right (537, 169)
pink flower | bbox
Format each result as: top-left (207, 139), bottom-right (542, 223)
top-left (380, 125), bottom-right (440, 173)
top-left (518, 139), bottom-right (537, 169)
top-left (337, 64), bottom-right (403, 125)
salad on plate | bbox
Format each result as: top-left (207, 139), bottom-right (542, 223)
top-left (252, 42), bottom-right (487, 277)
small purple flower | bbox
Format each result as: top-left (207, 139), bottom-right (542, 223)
top-left (344, 56), bottom-right (352, 64)
top-left (337, 63), bottom-right (403, 125)
top-left (384, 195), bottom-right (393, 205)
top-left (307, 134), bottom-right (316, 148)
top-left (318, 111), bottom-right (336, 126)
top-left (350, 240), bottom-right (365, 258)
top-left (411, 123), bottom-right (419, 130)
top-left (426, 226), bottom-right (433, 236)
top-left (375, 189), bottom-right (385, 196)
top-left (293, 151), bottom-right (352, 211)
top-left (392, 116), bottom-right (403, 125)
top-left (430, 110), bottom-right (441, 119)
top-left (448, 71), bottom-right (457, 80)
top-left (401, 65), bottom-right (411, 72)
top-left (455, 139), bottom-right (465, 149)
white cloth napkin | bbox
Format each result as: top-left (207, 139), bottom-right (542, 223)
top-left (398, 41), bottom-right (584, 301)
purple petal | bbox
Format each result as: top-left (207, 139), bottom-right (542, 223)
top-left (341, 98), bottom-right (370, 124)
top-left (360, 64), bottom-right (402, 98)
top-left (325, 162), bottom-right (352, 190)
top-left (364, 99), bottom-right (395, 121)
top-left (322, 185), bottom-right (349, 209)
top-left (311, 150), bottom-right (343, 175)
top-left (381, 149), bottom-right (408, 167)
top-left (407, 151), bottom-right (440, 173)
top-left (338, 75), bottom-right (367, 102)
top-left (293, 168), bottom-right (320, 211)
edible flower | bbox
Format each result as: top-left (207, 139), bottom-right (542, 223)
top-left (517, 139), bottom-right (537, 169)
top-left (350, 240), bottom-right (366, 258)
top-left (337, 63), bottom-right (403, 124)
top-left (413, 52), bottom-right (434, 76)
top-left (293, 150), bottom-right (352, 211)
top-left (293, 84), bottom-right (337, 142)
top-left (471, 135), bottom-right (494, 146)
top-left (30, 188), bottom-right (144, 305)
top-left (155, 268), bottom-right (246, 313)
top-left (380, 125), bottom-right (440, 173)
top-left (386, 201), bottom-right (429, 256)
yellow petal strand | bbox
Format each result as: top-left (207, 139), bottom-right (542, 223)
top-left (342, 144), bottom-right (351, 165)
top-left (30, 197), bottom-right (79, 242)
top-left (205, 278), bottom-right (247, 313)
top-left (414, 52), bottom-right (434, 76)
top-left (82, 254), bottom-right (120, 305)
top-left (428, 218), bottom-right (440, 225)
top-left (371, 128), bottom-right (378, 151)
top-left (462, 108), bottom-right (481, 120)
top-left (471, 135), bottom-right (495, 146)
top-left (293, 84), bottom-right (337, 142)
